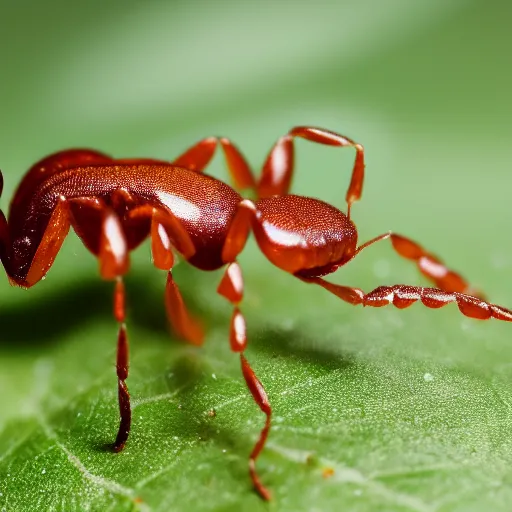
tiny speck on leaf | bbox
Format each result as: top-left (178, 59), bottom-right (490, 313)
top-left (322, 467), bottom-right (335, 479)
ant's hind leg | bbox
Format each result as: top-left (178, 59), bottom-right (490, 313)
top-left (21, 199), bottom-right (71, 287)
top-left (112, 277), bottom-right (130, 452)
top-left (70, 198), bottom-right (132, 451)
top-left (98, 208), bottom-right (132, 451)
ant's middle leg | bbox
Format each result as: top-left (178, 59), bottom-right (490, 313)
top-left (126, 204), bottom-right (204, 345)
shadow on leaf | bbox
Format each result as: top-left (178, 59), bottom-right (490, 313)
top-left (0, 266), bottom-right (220, 350)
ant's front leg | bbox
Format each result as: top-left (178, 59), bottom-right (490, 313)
top-left (217, 200), bottom-right (272, 500)
top-left (217, 260), bottom-right (272, 501)
top-left (299, 276), bottom-right (512, 322)
top-left (355, 232), bottom-right (486, 298)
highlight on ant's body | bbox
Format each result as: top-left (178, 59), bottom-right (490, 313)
top-left (0, 126), bottom-right (510, 500)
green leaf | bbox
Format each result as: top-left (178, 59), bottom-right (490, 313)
top-left (2, 1), bottom-right (512, 511)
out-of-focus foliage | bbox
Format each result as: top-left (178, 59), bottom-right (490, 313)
top-left (1, 1), bottom-right (512, 510)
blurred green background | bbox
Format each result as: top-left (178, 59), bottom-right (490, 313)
top-left (1, 1), bottom-right (512, 511)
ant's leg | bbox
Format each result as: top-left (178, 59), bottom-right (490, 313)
top-left (6, 193), bottom-right (106, 287)
top-left (70, 198), bottom-right (132, 451)
top-left (257, 126), bottom-right (365, 216)
top-left (218, 201), bottom-right (271, 500)
top-left (355, 232), bottom-right (485, 297)
top-left (172, 137), bottom-right (256, 191)
top-left (112, 277), bottom-right (130, 451)
top-left (97, 207), bottom-right (132, 451)
top-left (221, 199), bottom-right (257, 263)
top-left (23, 199), bottom-right (71, 287)
top-left (127, 204), bottom-right (196, 259)
top-left (164, 270), bottom-right (204, 346)
top-left (0, 194), bottom-right (70, 287)
top-left (217, 262), bottom-right (272, 501)
top-left (172, 126), bottom-right (365, 208)
top-left (127, 204), bottom-right (203, 345)
top-left (299, 276), bottom-right (512, 322)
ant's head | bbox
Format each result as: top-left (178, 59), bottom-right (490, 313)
top-left (253, 195), bottom-right (358, 277)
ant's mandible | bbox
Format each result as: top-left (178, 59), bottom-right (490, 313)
top-left (0, 126), bottom-right (511, 500)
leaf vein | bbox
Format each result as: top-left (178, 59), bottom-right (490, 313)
top-left (38, 417), bottom-right (148, 511)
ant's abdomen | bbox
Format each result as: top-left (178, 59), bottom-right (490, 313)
top-left (254, 195), bottom-right (358, 276)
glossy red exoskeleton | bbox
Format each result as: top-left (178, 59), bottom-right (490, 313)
top-left (1, 126), bottom-right (511, 500)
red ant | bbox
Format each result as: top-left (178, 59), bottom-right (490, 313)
top-left (0, 126), bottom-right (511, 500)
